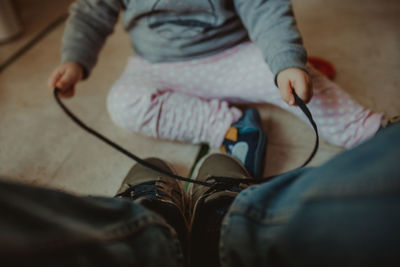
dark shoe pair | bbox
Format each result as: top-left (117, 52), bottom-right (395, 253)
top-left (116, 154), bottom-right (252, 267)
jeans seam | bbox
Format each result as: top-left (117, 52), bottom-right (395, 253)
top-left (229, 198), bottom-right (296, 225)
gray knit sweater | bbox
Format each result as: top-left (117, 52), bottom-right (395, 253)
top-left (62, 0), bottom-right (307, 80)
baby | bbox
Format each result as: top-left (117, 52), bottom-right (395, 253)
top-left (48, 0), bottom-right (387, 177)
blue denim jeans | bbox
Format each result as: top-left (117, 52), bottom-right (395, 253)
top-left (1, 124), bottom-right (399, 266)
top-left (221, 124), bottom-right (400, 267)
top-left (0, 183), bottom-right (183, 266)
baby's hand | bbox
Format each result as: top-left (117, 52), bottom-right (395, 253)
top-left (48, 62), bottom-right (84, 98)
top-left (277, 68), bottom-right (312, 106)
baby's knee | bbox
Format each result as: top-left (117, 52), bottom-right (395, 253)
top-left (106, 90), bottom-right (160, 136)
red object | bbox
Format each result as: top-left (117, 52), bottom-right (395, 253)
top-left (308, 56), bottom-right (336, 80)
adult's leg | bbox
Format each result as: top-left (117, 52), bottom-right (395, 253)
top-left (221, 124), bottom-right (400, 267)
top-left (0, 179), bottom-right (183, 267)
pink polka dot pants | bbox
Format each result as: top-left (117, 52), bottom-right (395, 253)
top-left (107, 42), bottom-right (382, 148)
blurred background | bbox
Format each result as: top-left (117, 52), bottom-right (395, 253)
top-left (1, 0), bottom-right (399, 196)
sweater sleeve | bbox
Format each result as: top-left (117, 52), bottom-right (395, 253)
top-left (61, 0), bottom-right (122, 78)
top-left (234, 0), bottom-right (307, 82)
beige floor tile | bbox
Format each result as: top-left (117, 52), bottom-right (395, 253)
top-left (264, 143), bottom-right (343, 177)
top-left (258, 104), bottom-right (343, 176)
top-left (0, 0), bottom-right (73, 63)
top-left (294, 0), bottom-right (400, 116)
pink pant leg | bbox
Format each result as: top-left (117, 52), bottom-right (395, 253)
top-left (106, 57), bottom-right (242, 147)
top-left (304, 66), bottom-right (383, 148)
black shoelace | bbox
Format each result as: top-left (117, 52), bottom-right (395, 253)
top-left (54, 87), bottom-right (319, 188)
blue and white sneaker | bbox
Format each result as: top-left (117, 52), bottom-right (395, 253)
top-left (220, 108), bottom-right (267, 178)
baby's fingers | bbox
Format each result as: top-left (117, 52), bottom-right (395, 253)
top-left (57, 68), bottom-right (76, 89)
top-left (292, 76), bottom-right (313, 104)
top-left (277, 68), bottom-right (313, 106)
top-left (279, 81), bottom-right (295, 105)
top-left (48, 68), bottom-right (64, 90)
top-left (48, 62), bottom-right (83, 98)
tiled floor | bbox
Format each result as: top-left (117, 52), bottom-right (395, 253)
top-left (1, 0), bottom-right (399, 196)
